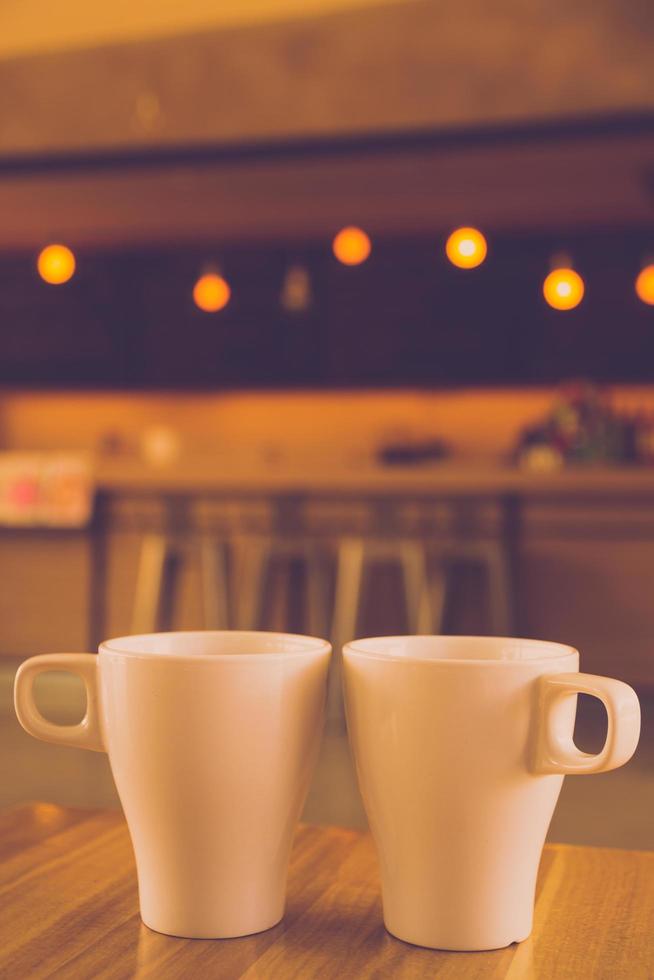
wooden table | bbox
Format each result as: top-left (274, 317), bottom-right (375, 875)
top-left (1, 804), bottom-right (653, 979)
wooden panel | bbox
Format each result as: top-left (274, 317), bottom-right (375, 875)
top-left (519, 497), bottom-right (654, 684)
top-left (1, 804), bottom-right (653, 977)
top-left (0, 531), bottom-right (89, 656)
top-left (1, 128), bottom-right (653, 249)
top-left (524, 500), bottom-right (654, 537)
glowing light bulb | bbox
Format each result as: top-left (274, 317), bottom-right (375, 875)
top-left (332, 226), bottom-right (371, 266)
top-left (193, 272), bottom-right (231, 312)
top-left (445, 227), bottom-right (487, 269)
top-left (543, 267), bottom-right (585, 311)
top-left (636, 264), bottom-right (654, 306)
top-left (37, 244), bottom-right (76, 285)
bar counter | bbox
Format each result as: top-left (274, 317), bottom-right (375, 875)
top-left (94, 458), bottom-right (654, 497)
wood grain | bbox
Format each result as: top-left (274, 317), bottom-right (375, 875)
top-left (0, 804), bottom-right (653, 978)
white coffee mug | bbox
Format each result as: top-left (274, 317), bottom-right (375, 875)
top-left (14, 630), bottom-right (331, 939)
top-left (343, 635), bottom-right (640, 951)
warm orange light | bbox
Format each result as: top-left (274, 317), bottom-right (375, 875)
top-left (193, 273), bottom-right (231, 312)
top-left (445, 227), bottom-right (487, 269)
top-left (636, 264), bottom-right (654, 305)
top-left (543, 267), bottom-right (585, 310)
top-left (332, 226), bottom-right (371, 266)
top-left (37, 244), bottom-right (76, 285)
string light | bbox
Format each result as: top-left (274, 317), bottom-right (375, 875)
top-left (543, 258), bottom-right (585, 311)
top-left (445, 227), bottom-right (487, 269)
top-left (332, 226), bottom-right (371, 266)
top-left (37, 244), bottom-right (76, 285)
top-left (37, 240), bottom-right (654, 314)
top-left (635, 264), bottom-right (654, 306)
top-left (193, 272), bottom-right (231, 312)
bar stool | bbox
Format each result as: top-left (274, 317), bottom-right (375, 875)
top-left (325, 496), bottom-right (516, 728)
top-left (395, 495), bottom-right (515, 637)
top-left (94, 493), bottom-right (191, 637)
top-left (327, 534), bottom-right (446, 728)
top-left (127, 492), bottom-right (516, 736)
top-left (131, 533), bottom-right (232, 633)
top-left (227, 495), bottom-right (338, 638)
top-left (230, 534), bottom-right (331, 637)
top-left (129, 495), bottom-right (269, 634)
top-left (224, 497), bottom-right (443, 729)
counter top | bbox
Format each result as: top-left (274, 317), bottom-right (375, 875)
top-left (94, 458), bottom-right (654, 497)
top-left (2, 803), bottom-right (653, 978)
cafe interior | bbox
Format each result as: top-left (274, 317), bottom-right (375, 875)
top-left (1, 0), bottom-right (654, 850)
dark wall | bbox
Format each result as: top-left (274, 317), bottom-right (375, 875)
top-left (0, 228), bottom-right (653, 388)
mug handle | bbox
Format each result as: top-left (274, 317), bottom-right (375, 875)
top-left (533, 672), bottom-right (640, 775)
top-left (14, 654), bottom-right (105, 753)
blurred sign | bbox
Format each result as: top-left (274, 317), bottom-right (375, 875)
top-left (0, 454), bottom-right (93, 528)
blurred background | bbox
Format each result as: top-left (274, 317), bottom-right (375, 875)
top-left (1, 0), bottom-right (654, 845)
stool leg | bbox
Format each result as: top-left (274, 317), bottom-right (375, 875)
top-left (88, 497), bottom-right (107, 650)
top-left (131, 533), bottom-right (170, 634)
top-left (306, 548), bottom-right (331, 639)
top-left (426, 561), bottom-right (448, 634)
top-left (330, 538), bottom-right (366, 730)
top-left (482, 541), bottom-right (515, 635)
top-left (399, 541), bottom-right (431, 634)
top-left (200, 538), bottom-right (230, 630)
top-left (271, 555), bottom-right (292, 632)
top-left (233, 537), bottom-right (271, 630)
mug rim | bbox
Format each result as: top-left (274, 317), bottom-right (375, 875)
top-left (343, 635), bottom-right (578, 665)
top-left (99, 630), bottom-right (332, 661)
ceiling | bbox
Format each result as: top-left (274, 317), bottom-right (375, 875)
top-left (0, 0), bottom-right (402, 59)
top-left (0, 0), bottom-right (652, 248)
top-left (1, 0), bottom-right (653, 157)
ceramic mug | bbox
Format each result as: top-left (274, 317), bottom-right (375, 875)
top-left (343, 635), bottom-right (640, 951)
top-left (14, 630), bottom-right (331, 939)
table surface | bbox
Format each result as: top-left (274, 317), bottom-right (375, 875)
top-left (1, 804), bottom-right (653, 979)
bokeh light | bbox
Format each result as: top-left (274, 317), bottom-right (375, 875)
top-left (445, 227), bottom-right (487, 269)
top-left (37, 244), bottom-right (76, 285)
top-left (332, 226), bottom-right (371, 266)
top-left (193, 273), bottom-right (231, 312)
top-left (543, 267), bottom-right (585, 311)
top-left (635, 265), bottom-right (654, 306)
